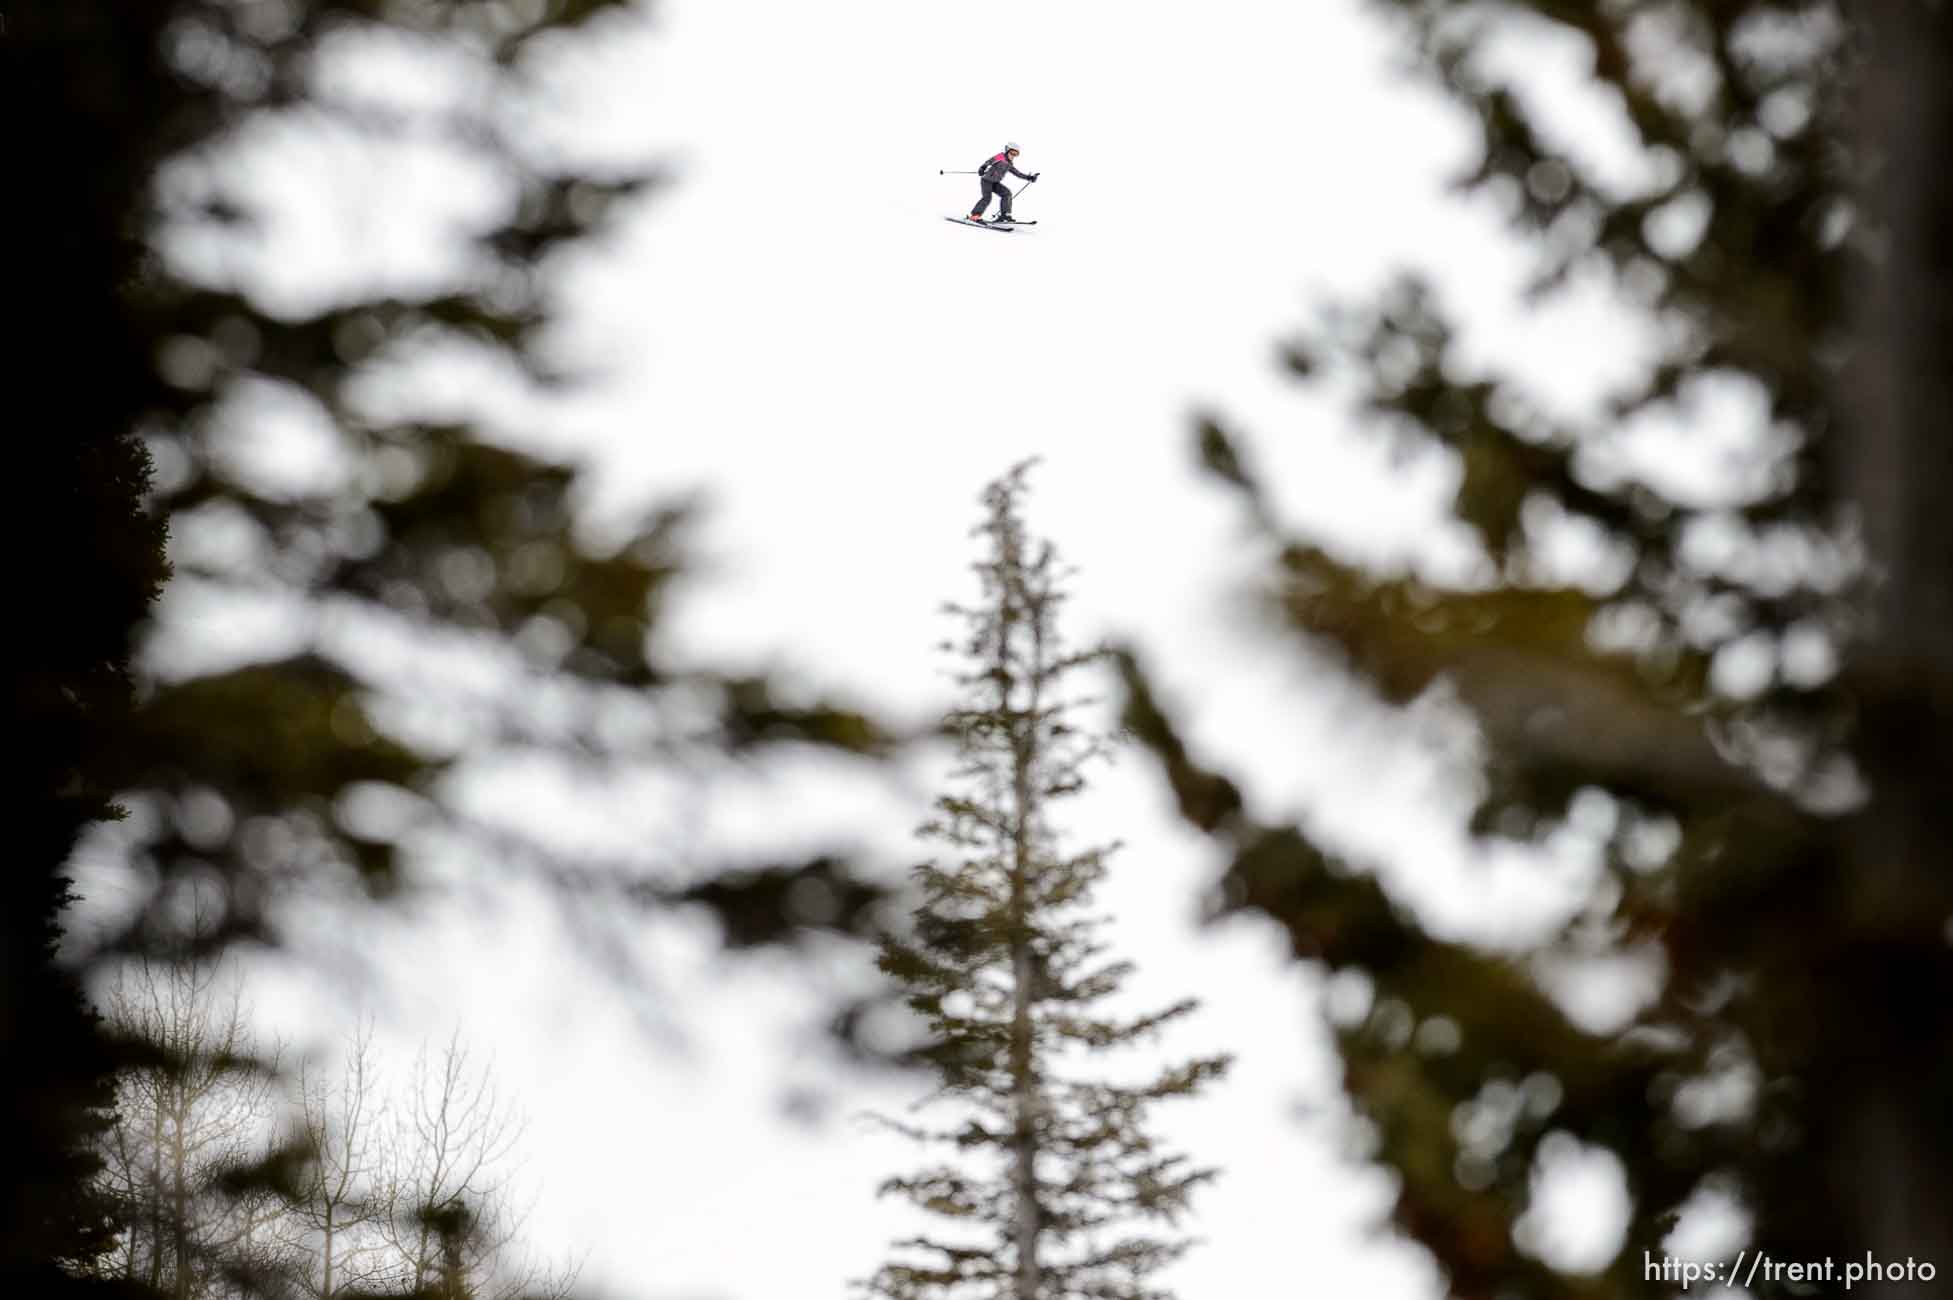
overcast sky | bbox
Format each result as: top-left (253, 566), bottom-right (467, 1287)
top-left (131, 0), bottom-right (1704, 1295)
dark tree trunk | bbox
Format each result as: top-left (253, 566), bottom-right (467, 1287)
top-left (1825, 5), bottom-right (1953, 1293)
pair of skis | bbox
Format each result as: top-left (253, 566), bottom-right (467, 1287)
top-left (944, 216), bottom-right (1038, 233)
top-left (940, 169), bottom-right (1039, 232)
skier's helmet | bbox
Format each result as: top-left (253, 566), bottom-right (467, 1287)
top-left (1005, 141), bottom-right (1021, 154)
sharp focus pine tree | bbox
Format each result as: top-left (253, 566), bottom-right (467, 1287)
top-left (863, 466), bottom-right (1229, 1300)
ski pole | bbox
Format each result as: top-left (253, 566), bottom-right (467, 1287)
top-left (939, 169), bottom-right (980, 175)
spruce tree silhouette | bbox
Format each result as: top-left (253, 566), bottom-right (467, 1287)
top-left (863, 466), bottom-right (1228, 1300)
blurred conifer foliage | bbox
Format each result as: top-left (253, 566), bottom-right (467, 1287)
top-left (13, 0), bottom-right (892, 1291)
top-left (103, 0), bottom-right (893, 958)
top-left (862, 467), bottom-right (1228, 1300)
top-left (1122, 3), bottom-right (1953, 1296)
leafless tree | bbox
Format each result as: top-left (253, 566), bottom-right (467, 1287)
top-left (287, 1023), bottom-right (394, 1299)
top-left (92, 963), bottom-right (576, 1300)
top-left (282, 1025), bottom-right (578, 1300)
top-left (91, 955), bottom-right (289, 1299)
top-left (381, 1032), bottom-right (579, 1300)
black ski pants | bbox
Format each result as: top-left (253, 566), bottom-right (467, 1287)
top-left (971, 178), bottom-right (1013, 219)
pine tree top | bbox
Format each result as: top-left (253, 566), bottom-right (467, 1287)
top-left (861, 464), bottom-right (1228, 1300)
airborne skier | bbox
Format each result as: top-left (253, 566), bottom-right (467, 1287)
top-left (969, 142), bottom-right (1038, 224)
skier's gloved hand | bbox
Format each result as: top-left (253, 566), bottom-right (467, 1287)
top-left (1031, 173), bottom-right (1041, 181)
